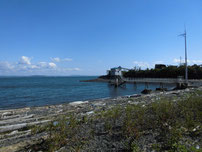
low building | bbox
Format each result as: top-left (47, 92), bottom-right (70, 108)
top-left (107, 66), bottom-right (129, 76)
top-left (155, 64), bottom-right (166, 69)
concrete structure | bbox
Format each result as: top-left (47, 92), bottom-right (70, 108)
top-left (107, 66), bottom-right (129, 76)
top-left (123, 77), bottom-right (202, 87)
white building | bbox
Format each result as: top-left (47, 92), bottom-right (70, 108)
top-left (107, 66), bottom-right (129, 76)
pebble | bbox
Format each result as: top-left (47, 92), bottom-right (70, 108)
top-left (128, 100), bottom-right (132, 103)
top-left (196, 145), bottom-right (200, 149)
top-left (9, 130), bottom-right (18, 135)
top-left (86, 111), bottom-right (94, 115)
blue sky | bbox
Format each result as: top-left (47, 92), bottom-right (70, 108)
top-left (0, 0), bottom-right (202, 76)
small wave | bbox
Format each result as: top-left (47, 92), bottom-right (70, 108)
top-left (0, 86), bottom-right (18, 89)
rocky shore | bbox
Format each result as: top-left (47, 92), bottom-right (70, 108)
top-left (0, 87), bottom-right (202, 152)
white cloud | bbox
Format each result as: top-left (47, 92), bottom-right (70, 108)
top-left (48, 62), bottom-right (57, 68)
top-left (38, 62), bottom-right (57, 69)
top-left (133, 61), bottom-right (150, 69)
top-left (30, 65), bottom-right (39, 69)
top-left (19, 56), bottom-right (31, 65)
top-left (0, 62), bottom-right (14, 70)
top-left (51, 57), bottom-right (72, 62)
top-left (191, 60), bottom-right (202, 64)
top-left (0, 56), bottom-right (80, 75)
top-left (173, 58), bottom-right (181, 63)
top-left (51, 57), bottom-right (60, 62)
top-left (73, 68), bottom-right (80, 71)
top-left (61, 67), bottom-right (81, 71)
top-left (38, 62), bottom-right (47, 68)
top-left (173, 58), bottom-right (202, 64)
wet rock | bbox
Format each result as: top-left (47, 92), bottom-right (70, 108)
top-left (141, 89), bottom-right (152, 94)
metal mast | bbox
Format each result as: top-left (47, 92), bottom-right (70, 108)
top-left (179, 28), bottom-right (188, 84)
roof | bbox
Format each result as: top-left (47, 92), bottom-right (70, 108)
top-left (111, 66), bottom-right (129, 70)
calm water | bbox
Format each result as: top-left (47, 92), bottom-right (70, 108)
top-left (0, 76), bottom-right (175, 109)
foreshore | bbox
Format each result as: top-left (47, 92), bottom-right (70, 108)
top-left (0, 86), bottom-right (201, 151)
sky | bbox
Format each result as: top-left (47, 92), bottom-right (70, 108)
top-left (0, 0), bottom-right (202, 76)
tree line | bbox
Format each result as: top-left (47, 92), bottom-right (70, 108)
top-left (123, 64), bottom-right (202, 79)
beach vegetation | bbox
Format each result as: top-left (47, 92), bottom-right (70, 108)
top-left (29, 89), bottom-right (202, 151)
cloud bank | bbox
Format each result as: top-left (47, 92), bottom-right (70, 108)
top-left (0, 56), bottom-right (80, 76)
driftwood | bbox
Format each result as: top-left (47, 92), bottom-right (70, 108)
top-left (0, 130), bottom-right (31, 140)
top-left (0, 120), bottom-right (50, 133)
top-left (0, 130), bottom-right (31, 143)
top-left (0, 115), bottom-right (20, 120)
top-left (0, 112), bottom-right (13, 118)
top-left (0, 115), bottom-right (34, 125)
top-left (0, 123), bottom-right (27, 133)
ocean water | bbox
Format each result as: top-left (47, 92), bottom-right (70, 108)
top-left (0, 76), bottom-right (175, 109)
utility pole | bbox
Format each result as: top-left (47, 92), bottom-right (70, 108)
top-left (179, 28), bottom-right (188, 84)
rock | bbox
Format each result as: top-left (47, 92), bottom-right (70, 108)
top-left (196, 145), bottom-right (200, 149)
top-left (128, 100), bottom-right (132, 103)
top-left (131, 102), bottom-right (139, 105)
top-left (86, 111), bottom-right (94, 115)
top-left (93, 102), bottom-right (105, 106)
top-left (69, 101), bottom-right (89, 106)
top-left (57, 110), bottom-right (63, 113)
top-left (9, 130), bottom-right (19, 135)
top-left (130, 94), bottom-right (141, 98)
top-left (156, 88), bottom-right (167, 91)
top-left (141, 89), bottom-right (152, 94)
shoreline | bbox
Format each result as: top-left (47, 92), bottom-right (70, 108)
top-left (0, 86), bottom-right (201, 151)
top-left (0, 85), bottom-right (197, 114)
top-left (0, 78), bottom-right (177, 111)
top-left (0, 89), bottom-right (170, 111)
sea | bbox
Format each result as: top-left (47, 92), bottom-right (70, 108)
top-left (0, 76), bottom-right (176, 110)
